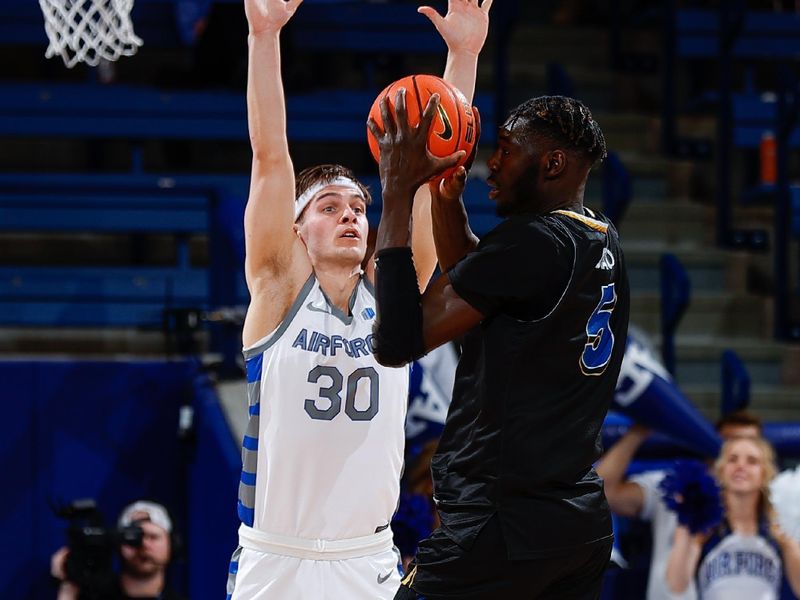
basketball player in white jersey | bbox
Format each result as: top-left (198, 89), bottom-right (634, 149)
top-left (226, 1), bottom-right (492, 598)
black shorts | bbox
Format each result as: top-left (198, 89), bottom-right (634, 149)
top-left (394, 514), bottom-right (613, 600)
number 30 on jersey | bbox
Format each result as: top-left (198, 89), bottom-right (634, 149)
top-left (305, 366), bottom-right (379, 421)
top-left (580, 283), bottom-right (617, 376)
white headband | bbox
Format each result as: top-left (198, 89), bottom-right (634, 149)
top-left (118, 500), bottom-right (173, 534)
top-left (294, 177), bottom-right (365, 221)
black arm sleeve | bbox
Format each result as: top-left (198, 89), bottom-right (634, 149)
top-left (373, 247), bottom-right (425, 367)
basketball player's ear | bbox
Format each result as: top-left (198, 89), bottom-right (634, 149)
top-left (543, 149), bottom-right (566, 179)
top-left (292, 223), bottom-right (304, 243)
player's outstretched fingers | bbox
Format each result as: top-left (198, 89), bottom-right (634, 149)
top-left (366, 116), bottom-right (384, 145)
top-left (394, 87), bottom-right (411, 136)
top-left (417, 6), bottom-right (445, 34)
top-left (379, 93), bottom-right (397, 138)
top-left (284, 0), bottom-right (303, 12)
top-left (418, 93), bottom-right (441, 140)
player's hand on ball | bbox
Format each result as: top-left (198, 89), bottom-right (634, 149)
top-left (367, 88), bottom-right (466, 197)
top-left (245, 0), bottom-right (303, 34)
top-left (429, 105), bottom-right (480, 204)
top-left (430, 166), bottom-right (467, 204)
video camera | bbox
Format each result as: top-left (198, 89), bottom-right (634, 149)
top-left (54, 499), bottom-right (144, 598)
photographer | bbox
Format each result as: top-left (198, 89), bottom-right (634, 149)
top-left (51, 500), bottom-right (185, 600)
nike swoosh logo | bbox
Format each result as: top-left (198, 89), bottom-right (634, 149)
top-left (434, 103), bottom-right (453, 141)
top-left (306, 302), bottom-right (332, 315)
top-left (377, 571), bottom-right (394, 584)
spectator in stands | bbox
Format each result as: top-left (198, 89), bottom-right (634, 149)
top-left (665, 436), bottom-right (800, 599)
top-left (51, 500), bottom-right (185, 600)
top-left (596, 410), bottom-right (762, 600)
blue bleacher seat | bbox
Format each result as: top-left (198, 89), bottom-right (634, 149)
top-left (290, 2), bottom-right (446, 54)
top-left (732, 94), bottom-right (800, 148)
top-left (0, 174), bottom-right (252, 328)
top-left (676, 9), bottom-right (800, 59)
top-left (0, 0), bottom-right (503, 331)
top-left (0, 83), bottom-right (495, 147)
top-left (0, 267), bottom-right (208, 327)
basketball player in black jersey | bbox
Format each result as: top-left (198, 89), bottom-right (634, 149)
top-left (368, 95), bottom-right (630, 599)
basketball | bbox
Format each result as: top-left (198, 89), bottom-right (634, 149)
top-left (367, 74), bottom-right (476, 178)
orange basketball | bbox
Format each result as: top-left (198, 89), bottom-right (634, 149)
top-left (367, 74), bottom-right (476, 179)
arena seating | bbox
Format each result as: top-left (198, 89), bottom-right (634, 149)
top-left (0, 83), bottom-right (495, 159)
top-left (663, 6), bottom-right (800, 338)
top-left (290, 2), bottom-right (446, 66)
top-left (0, 173), bottom-right (250, 328)
top-left (663, 7), bottom-right (800, 154)
top-left (0, 0), bottom-right (500, 333)
top-left (1, 194), bottom-right (208, 327)
top-left (0, 171), bottom-right (498, 331)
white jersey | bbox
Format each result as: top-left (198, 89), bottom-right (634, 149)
top-left (697, 530), bottom-right (782, 600)
top-left (237, 274), bottom-right (408, 541)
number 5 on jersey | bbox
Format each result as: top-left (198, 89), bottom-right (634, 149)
top-left (580, 283), bottom-right (617, 376)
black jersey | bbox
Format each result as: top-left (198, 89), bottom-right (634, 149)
top-left (439, 208), bottom-right (630, 559)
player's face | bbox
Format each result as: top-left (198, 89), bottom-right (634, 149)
top-left (297, 185), bottom-right (369, 266)
top-left (120, 518), bottom-right (170, 577)
top-left (720, 438), bottom-right (765, 494)
top-left (486, 118), bottom-right (539, 217)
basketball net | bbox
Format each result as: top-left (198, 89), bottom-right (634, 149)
top-left (39, 0), bottom-right (143, 68)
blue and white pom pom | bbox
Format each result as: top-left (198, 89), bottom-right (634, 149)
top-left (659, 460), bottom-right (724, 534)
top-left (769, 465), bottom-right (800, 542)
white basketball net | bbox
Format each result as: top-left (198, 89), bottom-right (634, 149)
top-left (39, 0), bottom-right (143, 68)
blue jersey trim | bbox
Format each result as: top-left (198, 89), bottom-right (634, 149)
top-left (238, 501), bottom-right (254, 527)
top-left (240, 470), bottom-right (257, 486)
top-left (246, 354), bottom-right (263, 383)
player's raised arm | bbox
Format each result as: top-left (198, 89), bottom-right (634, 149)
top-left (370, 92), bottom-right (478, 366)
top-left (365, 1), bottom-right (490, 289)
top-left (414, 0), bottom-right (491, 275)
top-left (419, 0), bottom-right (491, 105)
top-left (243, 0), bottom-right (303, 289)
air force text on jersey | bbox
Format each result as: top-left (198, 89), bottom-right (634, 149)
top-left (292, 328), bottom-right (376, 358)
top-left (699, 549), bottom-right (781, 590)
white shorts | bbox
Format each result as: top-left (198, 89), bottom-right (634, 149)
top-left (229, 526), bottom-right (402, 600)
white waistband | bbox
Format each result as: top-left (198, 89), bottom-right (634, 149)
top-left (238, 524), bottom-right (394, 560)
